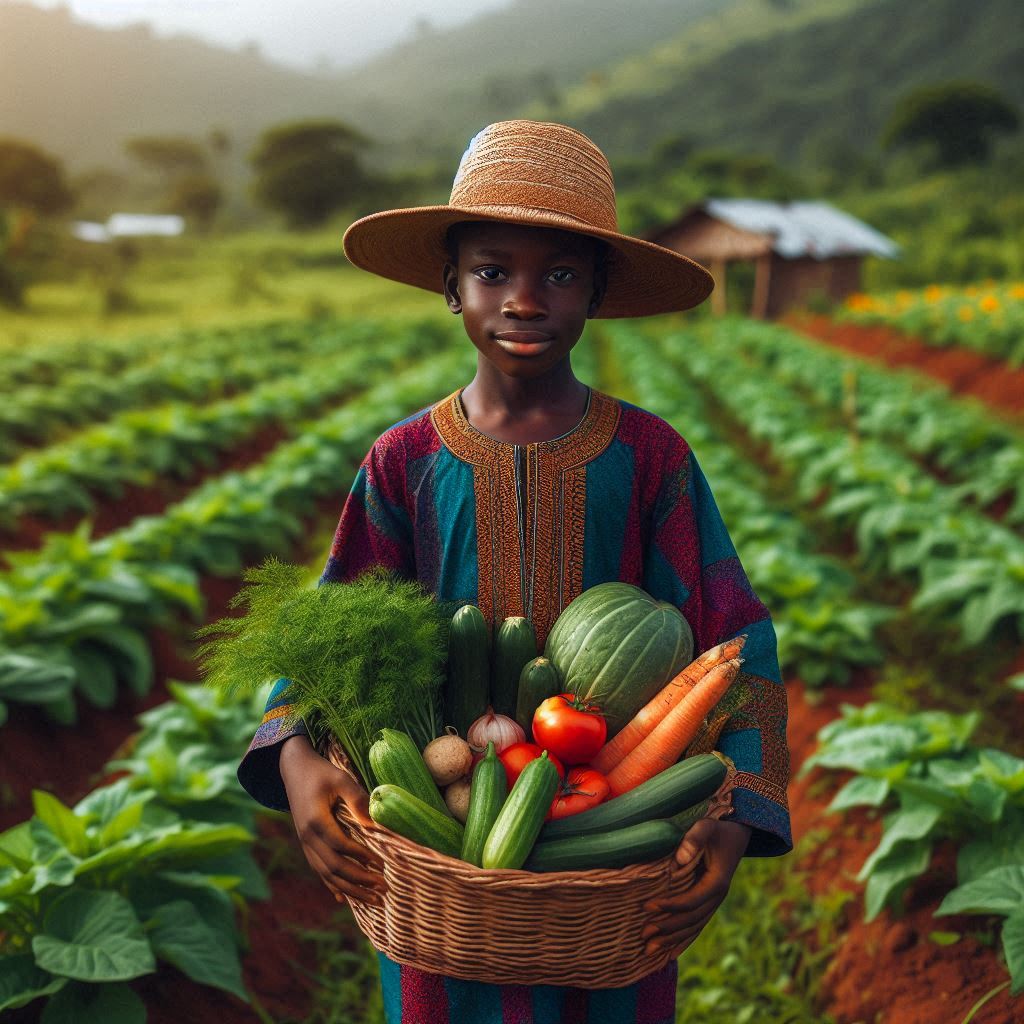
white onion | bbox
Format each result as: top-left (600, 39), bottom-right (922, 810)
top-left (467, 706), bottom-right (525, 754)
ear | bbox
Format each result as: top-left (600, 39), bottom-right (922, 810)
top-left (442, 261), bottom-right (462, 314)
top-left (587, 260), bottom-right (608, 319)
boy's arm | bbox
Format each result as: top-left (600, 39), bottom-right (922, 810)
top-left (643, 443), bottom-right (792, 858)
top-left (236, 438), bottom-right (415, 811)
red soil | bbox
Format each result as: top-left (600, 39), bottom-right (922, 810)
top-left (784, 314), bottom-right (1024, 423)
top-left (786, 678), bottom-right (1019, 1024)
top-left (1, 424), bottom-right (288, 555)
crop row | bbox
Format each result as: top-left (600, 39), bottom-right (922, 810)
top-left (0, 320), bottom-right (434, 531)
top-left (842, 281), bottom-right (1024, 366)
top-left (0, 318), bottom-right (372, 461)
top-left (659, 322), bottom-right (1024, 651)
top-left (0, 341), bottom-right (474, 725)
top-left (718, 318), bottom-right (1024, 527)
top-left (601, 323), bottom-right (894, 686)
top-left (0, 677), bottom-right (274, 1019)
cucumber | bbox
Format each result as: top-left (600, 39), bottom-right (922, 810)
top-left (538, 753), bottom-right (727, 841)
top-left (368, 728), bottom-right (451, 818)
top-left (369, 784), bottom-right (464, 859)
top-left (492, 616), bottom-right (537, 718)
top-left (481, 751), bottom-right (559, 869)
top-left (526, 819), bottom-right (683, 872)
top-left (515, 656), bottom-right (561, 739)
top-left (460, 741), bottom-right (508, 866)
top-left (446, 604), bottom-right (490, 738)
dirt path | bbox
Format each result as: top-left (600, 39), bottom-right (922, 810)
top-left (784, 313), bottom-right (1024, 423)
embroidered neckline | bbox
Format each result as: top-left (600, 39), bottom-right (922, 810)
top-left (452, 386), bottom-right (593, 449)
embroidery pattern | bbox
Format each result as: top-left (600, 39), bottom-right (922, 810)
top-left (430, 388), bottom-right (620, 644)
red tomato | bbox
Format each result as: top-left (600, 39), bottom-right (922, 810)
top-left (532, 693), bottom-right (608, 765)
top-left (547, 766), bottom-right (610, 821)
top-left (497, 742), bottom-right (565, 789)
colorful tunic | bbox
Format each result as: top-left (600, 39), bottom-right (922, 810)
top-left (238, 385), bottom-right (792, 1022)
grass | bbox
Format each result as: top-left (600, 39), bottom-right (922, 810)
top-left (0, 219), bottom-right (447, 351)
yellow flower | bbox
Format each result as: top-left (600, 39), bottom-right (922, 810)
top-left (979, 295), bottom-right (999, 313)
top-left (958, 305), bottom-right (975, 321)
top-left (924, 285), bottom-right (944, 303)
top-left (1010, 284), bottom-right (1024, 300)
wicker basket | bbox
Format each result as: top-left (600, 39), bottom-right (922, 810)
top-left (322, 737), bottom-right (736, 988)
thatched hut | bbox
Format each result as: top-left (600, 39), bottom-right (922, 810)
top-left (647, 199), bottom-right (899, 318)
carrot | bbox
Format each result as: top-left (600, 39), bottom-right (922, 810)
top-left (589, 634), bottom-right (747, 775)
top-left (605, 657), bottom-right (743, 797)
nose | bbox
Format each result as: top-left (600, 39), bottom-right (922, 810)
top-left (502, 279), bottom-right (547, 320)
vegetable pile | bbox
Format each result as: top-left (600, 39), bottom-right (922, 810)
top-left (364, 582), bottom-right (746, 873)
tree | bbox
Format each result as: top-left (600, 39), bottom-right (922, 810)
top-left (882, 81), bottom-right (1020, 167)
top-left (0, 137), bottom-right (75, 307)
top-left (165, 172), bottom-right (223, 232)
top-left (249, 119), bottom-right (371, 228)
top-left (124, 135), bottom-right (209, 179)
top-left (0, 137), bottom-right (75, 215)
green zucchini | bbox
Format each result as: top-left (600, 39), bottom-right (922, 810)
top-left (538, 753), bottom-right (727, 841)
top-left (482, 751), bottom-right (559, 869)
top-left (526, 819), bottom-right (683, 872)
top-left (460, 741), bottom-right (508, 866)
top-left (369, 784), bottom-right (464, 859)
top-left (492, 616), bottom-right (537, 718)
top-left (446, 604), bottom-right (490, 738)
top-left (515, 656), bottom-right (561, 739)
top-left (368, 728), bottom-right (450, 818)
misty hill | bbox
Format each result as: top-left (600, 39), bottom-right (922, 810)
top-left (0, 0), bottom-right (733, 176)
top-left (544, 0), bottom-right (1024, 167)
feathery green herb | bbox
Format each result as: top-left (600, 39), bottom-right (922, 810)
top-left (196, 559), bottom-right (448, 788)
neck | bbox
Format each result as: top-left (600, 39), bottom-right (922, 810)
top-left (463, 357), bottom-right (587, 416)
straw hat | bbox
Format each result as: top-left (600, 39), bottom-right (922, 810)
top-left (342, 120), bottom-right (714, 318)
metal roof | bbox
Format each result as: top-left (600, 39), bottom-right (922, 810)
top-left (702, 199), bottom-right (899, 259)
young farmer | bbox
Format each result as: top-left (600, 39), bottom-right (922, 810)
top-left (238, 120), bottom-right (792, 1022)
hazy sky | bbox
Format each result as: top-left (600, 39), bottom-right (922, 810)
top-left (26, 0), bottom-right (512, 71)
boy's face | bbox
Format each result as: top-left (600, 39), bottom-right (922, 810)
top-left (442, 221), bottom-right (607, 379)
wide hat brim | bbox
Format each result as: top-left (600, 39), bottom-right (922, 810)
top-left (342, 204), bottom-right (715, 319)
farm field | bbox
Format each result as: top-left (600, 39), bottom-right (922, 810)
top-left (1, 300), bottom-right (1022, 1024)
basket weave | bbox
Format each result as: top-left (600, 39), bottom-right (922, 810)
top-left (322, 737), bottom-right (736, 988)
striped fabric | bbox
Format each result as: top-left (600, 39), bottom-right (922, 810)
top-left (236, 385), bottom-right (793, 1019)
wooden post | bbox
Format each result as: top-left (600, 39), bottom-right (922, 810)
top-left (751, 252), bottom-right (772, 320)
top-left (710, 258), bottom-right (727, 315)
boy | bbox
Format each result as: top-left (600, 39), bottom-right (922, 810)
top-left (238, 120), bottom-right (792, 1023)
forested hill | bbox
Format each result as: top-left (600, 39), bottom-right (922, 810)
top-left (545, 0), bottom-right (1024, 167)
top-left (1, 0), bottom-right (1021, 179)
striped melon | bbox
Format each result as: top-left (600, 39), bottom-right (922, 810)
top-left (543, 583), bottom-right (693, 739)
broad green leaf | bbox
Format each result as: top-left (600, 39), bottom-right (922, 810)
top-left (1003, 912), bottom-right (1024, 995)
top-left (958, 818), bottom-right (1024, 884)
top-left (857, 800), bottom-right (942, 881)
top-left (937, 866), bottom-right (1024, 918)
top-left (74, 780), bottom-right (150, 828)
top-left (928, 931), bottom-right (961, 945)
top-left (34, 603), bottom-right (121, 641)
top-left (91, 626), bottom-right (153, 696)
top-left (864, 839), bottom-right (933, 922)
top-left (963, 777), bottom-right (1008, 824)
top-left (148, 900), bottom-right (248, 1001)
top-left (828, 775), bottom-right (890, 813)
top-left (39, 979), bottom-right (146, 1024)
top-left (0, 653), bottom-right (75, 705)
top-left (0, 821), bottom-right (35, 870)
top-left (96, 801), bottom-right (145, 849)
top-left (32, 792), bottom-right (89, 857)
top-left (70, 645), bottom-right (118, 709)
top-left (31, 890), bottom-right (154, 982)
top-left (0, 954), bottom-right (66, 1012)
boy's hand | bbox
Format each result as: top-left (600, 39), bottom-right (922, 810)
top-left (279, 735), bottom-right (388, 908)
top-left (640, 818), bottom-right (751, 957)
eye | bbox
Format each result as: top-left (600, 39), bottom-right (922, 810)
top-left (549, 269), bottom-right (577, 284)
top-left (474, 266), bottom-right (505, 282)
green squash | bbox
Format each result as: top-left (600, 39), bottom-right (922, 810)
top-left (543, 583), bottom-right (693, 739)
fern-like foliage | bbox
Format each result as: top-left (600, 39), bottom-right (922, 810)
top-left (196, 558), bottom-right (448, 787)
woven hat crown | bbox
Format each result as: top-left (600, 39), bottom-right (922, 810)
top-left (449, 120), bottom-right (619, 233)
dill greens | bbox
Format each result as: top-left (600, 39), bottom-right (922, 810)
top-left (196, 559), bottom-right (448, 789)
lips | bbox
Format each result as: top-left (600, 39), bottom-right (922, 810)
top-left (494, 331), bottom-right (553, 343)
